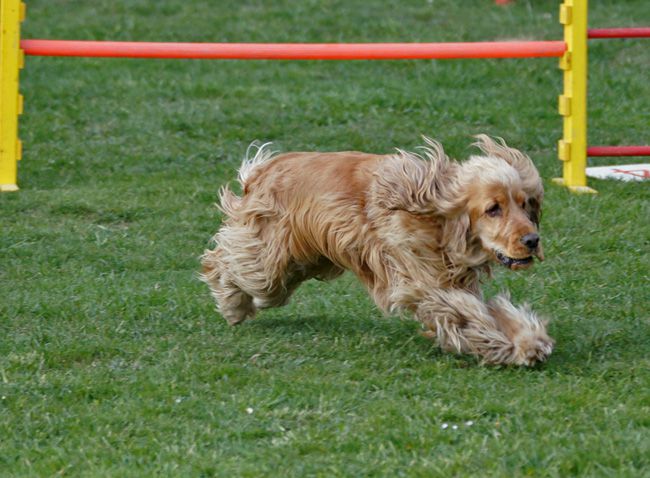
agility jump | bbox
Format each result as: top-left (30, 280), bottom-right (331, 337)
top-left (1, 0), bottom-right (648, 191)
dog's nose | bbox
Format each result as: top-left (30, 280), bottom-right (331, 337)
top-left (521, 233), bottom-right (540, 250)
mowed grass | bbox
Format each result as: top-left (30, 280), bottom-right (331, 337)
top-left (1, 0), bottom-right (649, 476)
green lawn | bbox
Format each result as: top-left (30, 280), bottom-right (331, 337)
top-left (1, 0), bottom-right (649, 476)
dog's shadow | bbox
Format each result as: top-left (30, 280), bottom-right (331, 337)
top-left (245, 312), bottom-right (413, 338)
top-left (239, 312), bottom-right (478, 365)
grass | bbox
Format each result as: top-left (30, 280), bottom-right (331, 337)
top-left (1, 0), bottom-right (649, 476)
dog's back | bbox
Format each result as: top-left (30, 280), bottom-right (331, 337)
top-left (238, 150), bottom-right (389, 270)
top-left (242, 150), bottom-right (386, 206)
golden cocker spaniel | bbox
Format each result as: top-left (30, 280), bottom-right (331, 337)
top-left (202, 135), bottom-right (553, 366)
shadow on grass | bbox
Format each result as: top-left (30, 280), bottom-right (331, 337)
top-left (244, 311), bottom-right (413, 337)
top-left (239, 312), bottom-right (483, 366)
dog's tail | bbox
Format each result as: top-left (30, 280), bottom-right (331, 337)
top-left (238, 141), bottom-right (277, 192)
top-left (215, 142), bottom-right (277, 220)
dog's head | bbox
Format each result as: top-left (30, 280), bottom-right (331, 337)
top-left (372, 135), bottom-right (544, 271)
top-left (462, 135), bottom-right (544, 270)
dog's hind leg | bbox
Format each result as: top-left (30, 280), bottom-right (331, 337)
top-left (416, 289), bottom-right (549, 366)
top-left (202, 218), bottom-right (281, 325)
top-left (202, 214), bottom-right (307, 322)
top-left (251, 263), bottom-right (306, 310)
top-left (201, 247), bottom-right (257, 325)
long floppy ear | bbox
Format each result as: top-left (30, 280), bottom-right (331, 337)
top-left (472, 134), bottom-right (544, 201)
top-left (441, 212), bottom-right (472, 258)
top-left (371, 137), bottom-right (464, 216)
top-left (527, 196), bottom-right (542, 227)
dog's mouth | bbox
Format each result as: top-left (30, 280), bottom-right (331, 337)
top-left (494, 250), bottom-right (534, 270)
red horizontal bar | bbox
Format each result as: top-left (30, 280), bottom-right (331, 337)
top-left (587, 146), bottom-right (650, 157)
top-left (21, 39), bottom-right (565, 60)
top-left (588, 28), bottom-right (650, 39)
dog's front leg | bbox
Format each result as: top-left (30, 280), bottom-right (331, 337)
top-left (416, 289), bottom-right (548, 366)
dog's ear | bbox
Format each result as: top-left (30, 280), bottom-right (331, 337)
top-left (441, 212), bottom-right (471, 256)
top-left (526, 196), bottom-right (542, 227)
top-left (372, 155), bottom-right (436, 213)
top-left (371, 138), bottom-right (463, 216)
top-left (472, 134), bottom-right (544, 203)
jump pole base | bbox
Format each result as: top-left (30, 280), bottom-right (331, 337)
top-left (552, 177), bottom-right (597, 194)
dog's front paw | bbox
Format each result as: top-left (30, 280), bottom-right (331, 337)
top-left (511, 308), bottom-right (554, 366)
top-left (488, 297), bottom-right (554, 366)
top-left (512, 333), bottom-right (554, 366)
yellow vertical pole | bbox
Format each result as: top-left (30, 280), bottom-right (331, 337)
top-left (0, 0), bottom-right (25, 192)
top-left (555, 0), bottom-right (596, 193)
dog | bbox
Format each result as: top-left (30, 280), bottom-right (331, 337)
top-left (201, 135), bottom-right (553, 366)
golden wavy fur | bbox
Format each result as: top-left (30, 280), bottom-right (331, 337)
top-left (201, 135), bottom-right (553, 366)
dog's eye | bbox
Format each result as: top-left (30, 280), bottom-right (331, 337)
top-left (486, 204), bottom-right (501, 217)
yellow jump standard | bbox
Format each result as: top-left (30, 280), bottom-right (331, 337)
top-left (0, 0), bottom-right (25, 191)
top-left (555, 0), bottom-right (596, 193)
